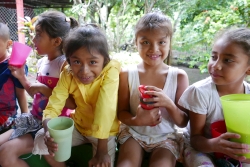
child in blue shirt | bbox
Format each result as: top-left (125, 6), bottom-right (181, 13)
top-left (0, 22), bottom-right (28, 133)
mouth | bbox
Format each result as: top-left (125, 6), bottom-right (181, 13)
top-left (78, 76), bottom-right (93, 83)
top-left (147, 54), bottom-right (160, 60)
top-left (210, 72), bottom-right (222, 78)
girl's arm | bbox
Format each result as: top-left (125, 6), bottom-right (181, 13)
top-left (88, 139), bottom-right (110, 167)
top-left (144, 69), bottom-right (189, 127)
top-left (169, 69), bottom-right (189, 127)
top-left (190, 111), bottom-right (249, 161)
top-left (60, 61), bottom-right (76, 109)
top-left (117, 69), bottom-right (161, 126)
top-left (9, 65), bottom-right (76, 109)
top-left (8, 65), bottom-right (41, 97)
top-left (15, 87), bottom-right (28, 113)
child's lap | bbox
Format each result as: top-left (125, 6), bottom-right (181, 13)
top-left (117, 126), bottom-right (184, 161)
top-left (9, 113), bottom-right (42, 140)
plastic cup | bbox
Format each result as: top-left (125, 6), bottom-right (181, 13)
top-left (47, 117), bottom-right (74, 162)
top-left (220, 94), bottom-right (250, 158)
top-left (9, 42), bottom-right (32, 68)
top-left (210, 120), bottom-right (227, 158)
top-left (138, 85), bottom-right (154, 110)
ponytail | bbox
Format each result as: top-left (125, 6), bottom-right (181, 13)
top-left (69, 17), bottom-right (78, 29)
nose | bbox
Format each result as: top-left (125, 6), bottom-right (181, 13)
top-left (32, 36), bottom-right (36, 45)
top-left (80, 64), bottom-right (90, 74)
top-left (212, 59), bottom-right (222, 70)
top-left (149, 43), bottom-right (159, 52)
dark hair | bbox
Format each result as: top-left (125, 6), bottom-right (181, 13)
top-left (64, 24), bottom-right (110, 66)
top-left (135, 12), bottom-right (173, 64)
top-left (0, 22), bottom-right (10, 41)
top-left (35, 10), bottom-right (78, 51)
top-left (214, 27), bottom-right (250, 59)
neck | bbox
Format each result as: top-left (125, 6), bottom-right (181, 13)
top-left (216, 82), bottom-right (245, 97)
top-left (47, 49), bottom-right (63, 61)
top-left (141, 62), bottom-right (167, 72)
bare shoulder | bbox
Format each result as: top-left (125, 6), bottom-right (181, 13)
top-left (176, 68), bottom-right (188, 80)
top-left (119, 68), bottom-right (129, 80)
top-left (177, 68), bottom-right (188, 76)
top-left (176, 68), bottom-right (189, 87)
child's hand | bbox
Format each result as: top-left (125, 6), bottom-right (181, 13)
top-left (135, 106), bottom-right (161, 126)
top-left (29, 82), bottom-right (48, 97)
top-left (213, 132), bottom-right (250, 161)
top-left (143, 86), bottom-right (171, 108)
top-left (88, 152), bottom-right (111, 167)
top-left (8, 64), bottom-right (26, 79)
top-left (44, 131), bottom-right (58, 156)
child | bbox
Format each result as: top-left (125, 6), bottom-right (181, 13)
top-left (0, 22), bottom-right (28, 132)
top-left (178, 27), bottom-right (250, 167)
top-left (116, 12), bottom-right (189, 167)
top-left (32, 24), bottom-right (121, 167)
top-left (0, 11), bottom-right (78, 167)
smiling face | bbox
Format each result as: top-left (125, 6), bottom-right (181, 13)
top-left (208, 37), bottom-right (250, 86)
top-left (136, 28), bottom-right (170, 66)
top-left (69, 47), bottom-right (104, 84)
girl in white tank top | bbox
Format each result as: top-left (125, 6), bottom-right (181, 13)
top-left (116, 12), bottom-right (189, 167)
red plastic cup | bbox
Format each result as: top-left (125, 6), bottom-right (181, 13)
top-left (210, 120), bottom-right (227, 158)
top-left (9, 42), bottom-right (32, 68)
top-left (138, 85), bottom-right (154, 110)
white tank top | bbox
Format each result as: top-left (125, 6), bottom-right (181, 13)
top-left (126, 65), bottom-right (179, 143)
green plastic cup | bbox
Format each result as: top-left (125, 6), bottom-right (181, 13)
top-left (47, 117), bottom-right (74, 162)
top-left (220, 94), bottom-right (250, 158)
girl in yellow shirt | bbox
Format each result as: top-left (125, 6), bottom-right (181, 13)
top-left (33, 24), bottom-right (121, 167)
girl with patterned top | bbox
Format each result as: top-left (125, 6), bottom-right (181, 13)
top-left (0, 11), bottom-right (78, 167)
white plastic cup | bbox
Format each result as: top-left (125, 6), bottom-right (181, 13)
top-left (47, 117), bottom-right (74, 162)
top-left (9, 42), bottom-right (32, 67)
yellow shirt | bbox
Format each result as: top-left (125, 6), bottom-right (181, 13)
top-left (43, 60), bottom-right (121, 139)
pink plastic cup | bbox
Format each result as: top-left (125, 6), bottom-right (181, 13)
top-left (210, 120), bottom-right (227, 159)
top-left (9, 42), bottom-right (32, 68)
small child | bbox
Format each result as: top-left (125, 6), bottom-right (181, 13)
top-left (116, 12), bottom-right (189, 167)
top-left (0, 11), bottom-right (77, 167)
top-left (179, 27), bottom-right (250, 167)
top-left (33, 24), bottom-right (121, 167)
top-left (0, 22), bottom-right (28, 133)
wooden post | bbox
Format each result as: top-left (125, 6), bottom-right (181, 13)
top-left (16, 0), bottom-right (25, 43)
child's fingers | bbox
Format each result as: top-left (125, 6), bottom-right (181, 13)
top-left (241, 158), bottom-right (250, 163)
top-left (220, 133), bottom-right (250, 149)
top-left (226, 153), bottom-right (246, 161)
top-left (8, 65), bottom-right (17, 71)
top-left (220, 132), bottom-right (241, 140)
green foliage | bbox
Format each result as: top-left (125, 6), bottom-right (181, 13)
top-left (173, 0), bottom-right (249, 73)
top-left (32, 0), bottom-right (250, 74)
top-left (107, 0), bottom-right (144, 50)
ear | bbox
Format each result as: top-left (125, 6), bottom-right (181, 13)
top-left (6, 40), bottom-right (12, 49)
top-left (53, 37), bottom-right (62, 47)
top-left (246, 66), bottom-right (250, 75)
